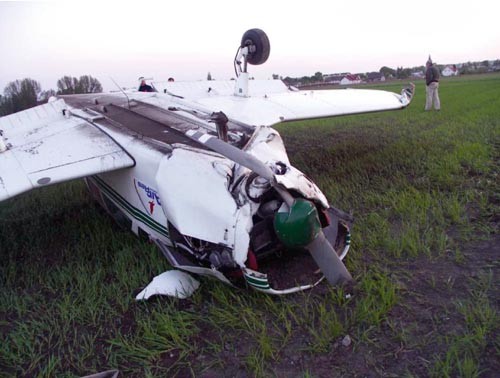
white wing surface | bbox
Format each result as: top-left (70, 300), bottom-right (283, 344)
top-left (154, 80), bottom-right (414, 126)
top-left (0, 99), bottom-right (134, 202)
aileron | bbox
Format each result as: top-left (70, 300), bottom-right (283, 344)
top-left (0, 99), bottom-right (134, 201)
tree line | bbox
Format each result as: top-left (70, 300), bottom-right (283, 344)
top-left (0, 75), bottom-right (102, 116)
top-left (279, 66), bottom-right (423, 86)
top-left (277, 58), bottom-right (500, 87)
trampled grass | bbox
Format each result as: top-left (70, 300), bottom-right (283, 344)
top-left (1, 73), bottom-right (499, 377)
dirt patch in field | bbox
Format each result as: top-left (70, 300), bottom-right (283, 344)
top-left (348, 234), bottom-right (500, 378)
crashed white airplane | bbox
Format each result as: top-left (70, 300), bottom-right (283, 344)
top-left (0, 29), bottom-right (414, 298)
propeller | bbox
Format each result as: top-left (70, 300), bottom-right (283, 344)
top-left (186, 127), bottom-right (352, 285)
top-left (307, 230), bottom-right (353, 285)
top-left (186, 129), bottom-right (275, 182)
top-left (274, 198), bottom-right (352, 286)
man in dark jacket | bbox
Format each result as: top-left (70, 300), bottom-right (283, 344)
top-left (138, 77), bottom-right (154, 92)
top-left (425, 57), bottom-right (440, 111)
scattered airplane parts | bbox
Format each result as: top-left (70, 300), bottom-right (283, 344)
top-left (0, 29), bottom-right (414, 299)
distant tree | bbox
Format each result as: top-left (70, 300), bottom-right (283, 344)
top-left (300, 76), bottom-right (312, 85)
top-left (207, 72), bottom-right (212, 81)
top-left (38, 89), bottom-right (57, 102)
top-left (313, 71), bottom-right (323, 83)
top-left (2, 78), bottom-right (41, 114)
top-left (0, 94), bottom-right (9, 116)
top-left (283, 76), bottom-right (299, 86)
top-left (394, 66), bottom-right (412, 79)
top-left (379, 66), bottom-right (396, 78)
top-left (57, 75), bottom-right (102, 94)
top-left (460, 63), bottom-right (471, 75)
top-left (77, 75), bottom-right (103, 93)
top-left (57, 76), bottom-right (78, 94)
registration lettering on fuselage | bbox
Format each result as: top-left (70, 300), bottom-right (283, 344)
top-left (136, 180), bottom-right (162, 214)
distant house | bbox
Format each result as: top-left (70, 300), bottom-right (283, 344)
top-left (367, 72), bottom-right (386, 82)
top-left (340, 74), bottom-right (362, 85)
top-left (411, 71), bottom-right (425, 79)
top-left (442, 65), bottom-right (459, 77)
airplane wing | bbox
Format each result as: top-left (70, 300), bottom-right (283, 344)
top-left (154, 80), bottom-right (414, 127)
top-left (0, 99), bottom-right (134, 202)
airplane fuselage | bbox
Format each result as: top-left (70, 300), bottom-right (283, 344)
top-left (63, 92), bottom-right (352, 293)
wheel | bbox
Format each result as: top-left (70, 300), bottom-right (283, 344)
top-left (241, 28), bottom-right (270, 65)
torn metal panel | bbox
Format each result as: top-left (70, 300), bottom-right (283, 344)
top-left (232, 203), bottom-right (253, 267)
top-left (274, 165), bottom-right (329, 208)
top-left (155, 148), bottom-right (237, 246)
top-left (135, 270), bottom-right (200, 300)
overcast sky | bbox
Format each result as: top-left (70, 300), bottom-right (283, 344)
top-left (1, 0), bottom-right (499, 92)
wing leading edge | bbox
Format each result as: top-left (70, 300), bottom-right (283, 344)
top-left (0, 99), bottom-right (134, 202)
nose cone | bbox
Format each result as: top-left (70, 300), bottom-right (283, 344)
top-left (274, 199), bottom-right (321, 248)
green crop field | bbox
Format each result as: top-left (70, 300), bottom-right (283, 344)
top-left (1, 73), bottom-right (499, 377)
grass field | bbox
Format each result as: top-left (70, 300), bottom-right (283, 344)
top-left (1, 73), bottom-right (499, 377)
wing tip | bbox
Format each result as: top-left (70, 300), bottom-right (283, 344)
top-left (400, 82), bottom-right (415, 106)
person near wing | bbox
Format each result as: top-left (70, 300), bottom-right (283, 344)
top-left (138, 77), bottom-right (154, 92)
top-left (425, 56), bottom-right (441, 111)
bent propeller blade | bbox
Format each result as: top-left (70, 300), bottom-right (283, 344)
top-left (186, 130), bottom-right (275, 181)
top-left (307, 231), bottom-right (353, 285)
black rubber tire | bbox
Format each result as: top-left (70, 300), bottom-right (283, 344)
top-left (241, 28), bottom-right (270, 65)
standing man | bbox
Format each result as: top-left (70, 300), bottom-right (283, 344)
top-left (425, 56), bottom-right (440, 111)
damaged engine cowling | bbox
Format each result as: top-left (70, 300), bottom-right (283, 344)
top-left (156, 125), bottom-right (353, 293)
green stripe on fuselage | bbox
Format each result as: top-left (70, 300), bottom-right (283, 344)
top-left (91, 176), bottom-right (169, 238)
top-left (244, 274), bottom-right (271, 289)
